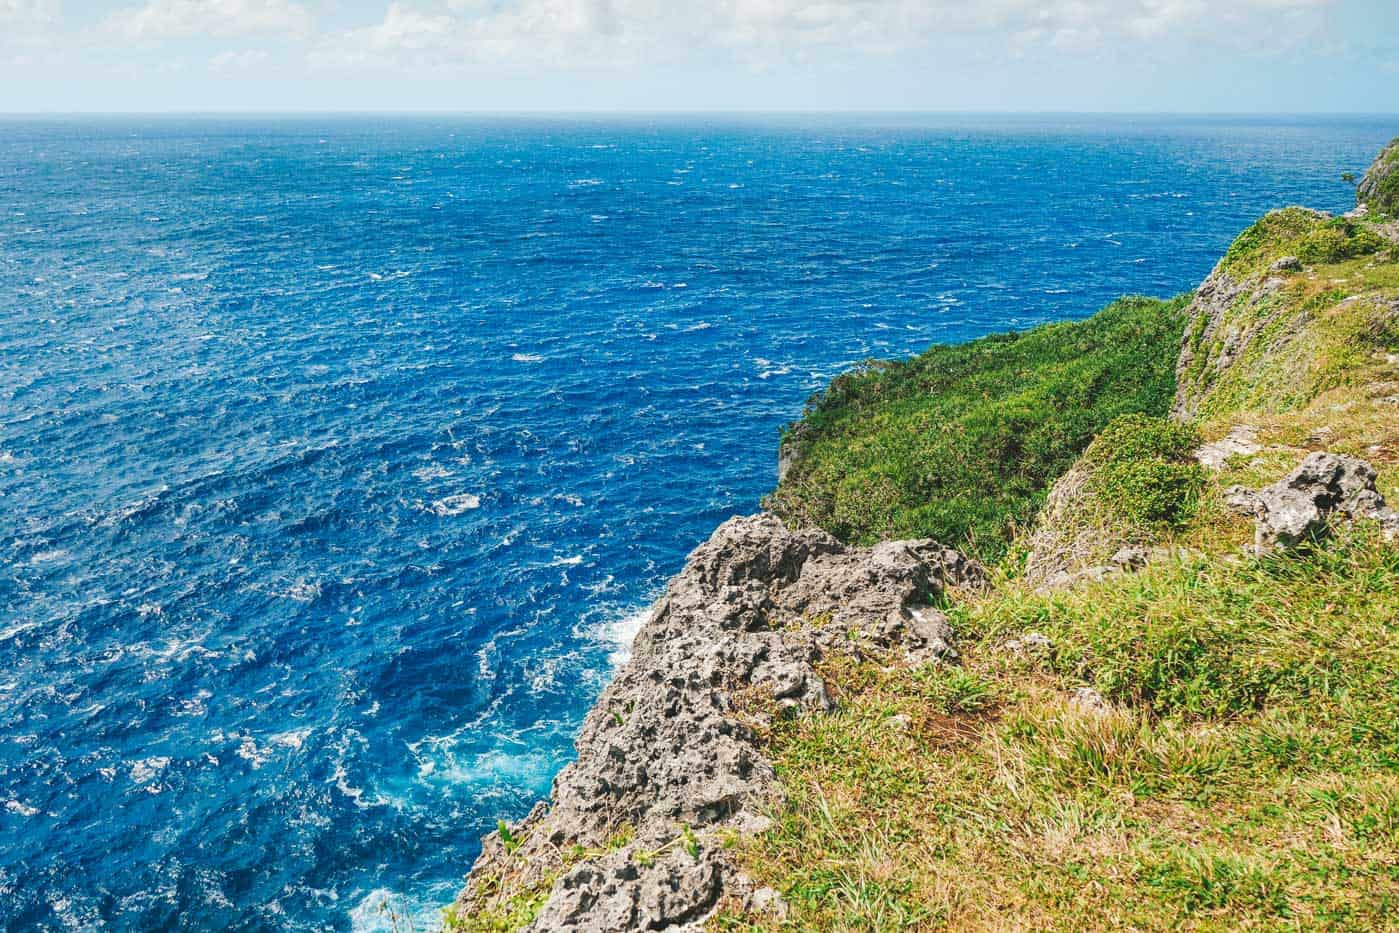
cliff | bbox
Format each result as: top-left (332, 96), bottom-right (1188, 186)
top-left (450, 142), bottom-right (1399, 931)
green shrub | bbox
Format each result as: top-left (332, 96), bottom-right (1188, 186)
top-left (1297, 218), bottom-right (1385, 265)
top-left (1082, 415), bottom-right (1204, 529)
top-left (768, 296), bottom-right (1189, 562)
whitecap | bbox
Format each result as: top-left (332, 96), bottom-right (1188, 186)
top-left (596, 606), bottom-right (652, 667)
top-left (427, 494), bottom-right (481, 516)
top-left (411, 464), bottom-right (452, 482)
top-left (270, 729), bottom-right (311, 749)
top-left (6, 800), bottom-right (39, 817)
top-left (511, 353), bottom-right (544, 363)
top-left (131, 756), bottom-right (171, 784)
top-left (236, 736), bottom-right (268, 769)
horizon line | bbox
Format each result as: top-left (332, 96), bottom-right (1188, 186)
top-left (3, 108), bottom-right (1398, 119)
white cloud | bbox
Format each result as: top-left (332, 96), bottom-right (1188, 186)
top-left (0, 0), bottom-right (58, 27)
top-left (307, 0), bottom-right (1337, 72)
top-left (109, 0), bottom-right (315, 41)
top-left (0, 0), bottom-right (60, 63)
top-left (210, 47), bottom-right (271, 70)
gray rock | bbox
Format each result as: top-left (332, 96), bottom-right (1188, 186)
top-left (1226, 451), bottom-right (1399, 554)
top-left (455, 513), bottom-right (980, 929)
top-left (1172, 242), bottom-right (1316, 422)
top-left (1270, 255), bottom-right (1302, 273)
top-left (1356, 138), bottom-right (1399, 216)
top-left (1194, 425), bottom-right (1261, 471)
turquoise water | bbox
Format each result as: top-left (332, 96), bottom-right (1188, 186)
top-left (0, 115), bottom-right (1390, 930)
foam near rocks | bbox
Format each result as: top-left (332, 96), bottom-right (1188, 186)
top-left (454, 513), bottom-right (982, 930)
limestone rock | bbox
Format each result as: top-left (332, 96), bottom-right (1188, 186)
top-left (455, 513), bottom-right (980, 930)
top-left (1357, 137), bottom-right (1399, 216)
top-left (1194, 424), bottom-right (1263, 471)
top-left (1226, 451), bottom-right (1399, 554)
top-left (1171, 253), bottom-right (1307, 422)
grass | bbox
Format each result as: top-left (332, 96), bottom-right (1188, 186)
top-left (1178, 209), bottom-right (1398, 425)
top-left (721, 524), bottom-right (1399, 931)
top-left (717, 170), bottom-right (1399, 931)
top-left (767, 296), bottom-right (1189, 563)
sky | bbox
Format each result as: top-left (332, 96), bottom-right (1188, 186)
top-left (0, 0), bottom-right (1395, 112)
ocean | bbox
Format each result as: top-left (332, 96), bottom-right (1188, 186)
top-left (0, 114), bottom-right (1391, 930)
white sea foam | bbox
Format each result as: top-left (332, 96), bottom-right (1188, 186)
top-left (130, 756), bottom-right (171, 784)
top-left (597, 606), bottom-right (651, 667)
top-left (411, 464), bottom-right (452, 481)
top-left (511, 353), bottom-right (544, 363)
top-left (427, 494), bottom-right (481, 516)
top-left (6, 799), bottom-right (39, 817)
top-left (236, 736), bottom-right (268, 769)
top-left (270, 728), bottom-right (311, 749)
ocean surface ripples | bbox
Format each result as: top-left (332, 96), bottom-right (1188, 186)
top-left (0, 114), bottom-right (1388, 929)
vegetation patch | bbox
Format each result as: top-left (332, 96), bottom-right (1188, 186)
top-left (1297, 217), bottom-right (1386, 265)
top-left (722, 525), bottom-right (1399, 930)
top-left (768, 296), bottom-right (1189, 563)
top-left (1080, 415), bottom-right (1204, 530)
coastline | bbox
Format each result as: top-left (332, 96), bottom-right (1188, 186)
top-left (448, 139), bottom-right (1399, 931)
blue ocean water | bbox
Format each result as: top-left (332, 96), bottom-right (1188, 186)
top-left (0, 114), bottom-right (1391, 930)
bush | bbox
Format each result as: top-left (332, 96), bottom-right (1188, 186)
top-left (1297, 218), bottom-right (1385, 265)
top-left (1082, 415), bottom-right (1204, 529)
top-left (768, 296), bottom-right (1189, 563)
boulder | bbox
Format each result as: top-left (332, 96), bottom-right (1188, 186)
top-left (1226, 451), bottom-right (1399, 554)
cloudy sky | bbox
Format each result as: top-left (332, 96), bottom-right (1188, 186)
top-left (1, 0), bottom-right (1395, 111)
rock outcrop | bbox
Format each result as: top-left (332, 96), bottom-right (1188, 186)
top-left (1226, 451), bottom-right (1399, 554)
top-left (1170, 246), bottom-right (1303, 422)
top-left (1357, 137), bottom-right (1399, 217)
top-left (455, 513), bottom-right (982, 930)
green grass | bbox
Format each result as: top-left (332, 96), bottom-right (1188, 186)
top-left (722, 525), bottom-right (1399, 931)
top-left (721, 168), bottom-right (1399, 932)
top-left (1079, 415), bottom-right (1204, 531)
top-left (1178, 209), bottom-right (1398, 426)
top-left (767, 296), bottom-right (1189, 563)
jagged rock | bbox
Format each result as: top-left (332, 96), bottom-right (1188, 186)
top-left (455, 513), bottom-right (980, 930)
top-left (1357, 137), bottom-right (1399, 216)
top-left (1194, 425), bottom-right (1262, 470)
top-left (1226, 451), bottom-right (1399, 554)
top-left (776, 421), bottom-right (808, 484)
top-left (1270, 255), bottom-right (1302, 273)
top-left (1171, 247), bottom-right (1309, 422)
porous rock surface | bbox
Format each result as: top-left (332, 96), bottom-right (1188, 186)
top-left (1226, 451), bottom-right (1399, 553)
top-left (455, 512), bottom-right (982, 930)
top-left (1170, 247), bottom-right (1307, 422)
top-left (1194, 425), bottom-right (1262, 471)
top-left (1357, 137), bottom-right (1399, 216)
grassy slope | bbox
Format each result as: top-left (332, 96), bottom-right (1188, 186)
top-left (720, 211), bottom-right (1399, 929)
top-left (768, 296), bottom-right (1188, 564)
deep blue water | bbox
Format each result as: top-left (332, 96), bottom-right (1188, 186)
top-left (0, 114), bottom-right (1391, 930)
